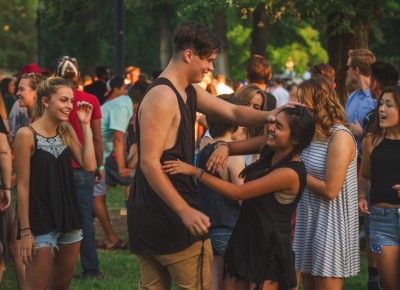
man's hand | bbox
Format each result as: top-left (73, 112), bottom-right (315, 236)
top-left (266, 102), bottom-right (305, 123)
top-left (179, 206), bottom-right (210, 236)
top-left (94, 169), bottom-right (104, 184)
top-left (119, 167), bottom-right (134, 179)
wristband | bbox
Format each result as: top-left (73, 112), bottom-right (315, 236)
top-left (214, 141), bottom-right (229, 151)
top-left (20, 227), bottom-right (31, 231)
top-left (195, 169), bottom-right (204, 182)
top-left (358, 196), bottom-right (366, 201)
top-left (97, 165), bottom-right (104, 171)
top-left (21, 233), bottom-right (35, 238)
top-left (0, 185), bottom-right (11, 190)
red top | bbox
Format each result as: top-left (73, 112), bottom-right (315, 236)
top-left (68, 89), bottom-right (102, 168)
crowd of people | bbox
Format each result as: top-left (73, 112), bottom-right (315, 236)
top-left (0, 20), bottom-right (399, 290)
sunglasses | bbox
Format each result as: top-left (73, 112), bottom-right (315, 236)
top-left (27, 72), bottom-right (39, 83)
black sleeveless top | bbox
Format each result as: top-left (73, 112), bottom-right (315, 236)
top-left (370, 138), bottom-right (400, 205)
top-left (27, 126), bottom-right (81, 235)
top-left (127, 77), bottom-right (203, 255)
top-left (224, 151), bottom-right (306, 290)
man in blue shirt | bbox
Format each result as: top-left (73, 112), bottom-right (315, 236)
top-left (344, 49), bottom-right (376, 157)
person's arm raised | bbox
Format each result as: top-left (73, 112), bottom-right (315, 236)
top-left (139, 86), bottom-right (210, 236)
top-left (69, 101), bottom-right (96, 172)
top-left (306, 130), bottom-right (356, 200)
top-left (195, 84), bottom-right (301, 127)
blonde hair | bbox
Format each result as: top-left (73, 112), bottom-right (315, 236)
top-left (35, 77), bottom-right (74, 145)
top-left (348, 49), bottom-right (376, 77)
top-left (298, 78), bottom-right (348, 141)
top-left (234, 84), bottom-right (267, 137)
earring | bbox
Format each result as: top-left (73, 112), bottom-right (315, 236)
top-left (44, 104), bottom-right (49, 108)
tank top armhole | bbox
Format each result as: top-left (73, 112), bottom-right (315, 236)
top-left (26, 125), bottom-right (37, 154)
top-left (329, 124), bottom-right (356, 145)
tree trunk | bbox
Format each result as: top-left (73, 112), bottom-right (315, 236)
top-left (213, 10), bottom-right (229, 77)
top-left (327, 12), bottom-right (369, 105)
top-left (250, 3), bottom-right (268, 56)
top-left (159, 4), bottom-right (169, 69)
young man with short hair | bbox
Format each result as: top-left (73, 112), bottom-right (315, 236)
top-left (127, 21), bottom-right (291, 289)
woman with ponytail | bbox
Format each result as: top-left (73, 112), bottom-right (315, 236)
top-left (14, 77), bottom-right (96, 290)
top-left (162, 106), bottom-right (315, 290)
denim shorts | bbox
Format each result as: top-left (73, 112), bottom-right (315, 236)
top-left (35, 229), bottom-right (82, 251)
top-left (369, 205), bottom-right (400, 253)
top-left (209, 228), bottom-right (232, 256)
top-left (93, 178), bottom-right (106, 197)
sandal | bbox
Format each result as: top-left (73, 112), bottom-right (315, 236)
top-left (106, 239), bottom-right (128, 250)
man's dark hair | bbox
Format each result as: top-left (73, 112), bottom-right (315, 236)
top-left (95, 66), bottom-right (109, 79)
top-left (371, 61), bottom-right (399, 89)
top-left (173, 21), bottom-right (222, 59)
top-left (207, 95), bottom-right (242, 138)
top-left (109, 76), bottom-right (125, 90)
top-left (129, 80), bottom-right (149, 104)
top-left (246, 54), bottom-right (272, 84)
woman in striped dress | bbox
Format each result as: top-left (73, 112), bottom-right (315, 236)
top-left (293, 78), bottom-right (360, 290)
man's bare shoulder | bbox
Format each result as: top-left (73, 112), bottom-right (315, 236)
top-left (141, 84), bottom-right (177, 108)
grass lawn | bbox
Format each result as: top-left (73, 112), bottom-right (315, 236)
top-left (1, 186), bottom-right (369, 289)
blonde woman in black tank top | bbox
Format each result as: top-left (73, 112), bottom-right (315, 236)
top-left (14, 77), bottom-right (96, 290)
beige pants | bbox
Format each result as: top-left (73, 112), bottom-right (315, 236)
top-left (136, 239), bottom-right (213, 290)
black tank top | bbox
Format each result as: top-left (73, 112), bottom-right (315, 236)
top-left (26, 126), bottom-right (81, 235)
top-left (127, 77), bottom-right (203, 255)
top-left (370, 138), bottom-right (400, 205)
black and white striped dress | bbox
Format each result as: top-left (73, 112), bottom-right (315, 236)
top-left (293, 124), bottom-right (360, 277)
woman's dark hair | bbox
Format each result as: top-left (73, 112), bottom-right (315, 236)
top-left (371, 85), bottom-right (400, 144)
top-left (0, 77), bottom-right (13, 96)
top-left (206, 94), bottom-right (242, 138)
top-left (240, 106), bottom-right (315, 178)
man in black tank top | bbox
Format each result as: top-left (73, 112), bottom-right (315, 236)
top-left (127, 21), bottom-right (294, 290)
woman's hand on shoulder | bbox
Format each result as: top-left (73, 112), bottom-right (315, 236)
top-left (205, 143), bottom-right (229, 173)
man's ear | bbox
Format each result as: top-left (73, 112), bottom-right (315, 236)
top-left (184, 49), bottom-right (193, 63)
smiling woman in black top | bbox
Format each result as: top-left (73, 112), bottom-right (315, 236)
top-left (163, 106), bottom-right (315, 290)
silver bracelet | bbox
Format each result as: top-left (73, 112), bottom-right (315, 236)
top-left (195, 168), bottom-right (204, 182)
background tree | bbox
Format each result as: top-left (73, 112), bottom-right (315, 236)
top-left (0, 0), bottom-right (37, 73)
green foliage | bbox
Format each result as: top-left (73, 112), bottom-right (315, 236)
top-left (0, 0), bottom-right (37, 73)
top-left (227, 23), bottom-right (251, 81)
top-left (39, 0), bottom-right (114, 75)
